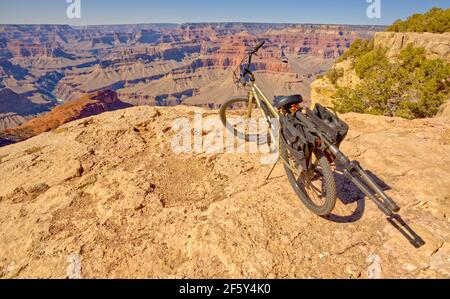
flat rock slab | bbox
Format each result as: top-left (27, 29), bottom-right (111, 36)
top-left (0, 106), bottom-right (449, 278)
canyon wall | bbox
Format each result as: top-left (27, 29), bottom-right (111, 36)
top-left (0, 23), bottom-right (382, 130)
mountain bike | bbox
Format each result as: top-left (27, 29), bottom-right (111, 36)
top-left (219, 41), bottom-right (400, 217)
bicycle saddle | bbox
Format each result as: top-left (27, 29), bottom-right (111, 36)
top-left (274, 94), bottom-right (303, 109)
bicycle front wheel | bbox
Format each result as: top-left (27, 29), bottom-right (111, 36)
top-left (220, 97), bottom-right (273, 144)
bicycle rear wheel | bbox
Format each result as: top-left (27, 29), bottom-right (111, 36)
top-left (281, 145), bottom-right (337, 216)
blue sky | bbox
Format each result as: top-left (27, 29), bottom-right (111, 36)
top-left (1, 0), bottom-right (449, 25)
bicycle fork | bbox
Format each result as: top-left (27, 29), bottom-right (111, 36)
top-left (328, 144), bottom-right (401, 216)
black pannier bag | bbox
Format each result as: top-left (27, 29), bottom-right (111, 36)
top-left (280, 115), bottom-right (308, 172)
top-left (306, 104), bottom-right (349, 147)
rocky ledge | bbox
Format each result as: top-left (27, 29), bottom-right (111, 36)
top-left (0, 106), bottom-right (449, 278)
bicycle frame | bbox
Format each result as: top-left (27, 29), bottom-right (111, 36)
top-left (244, 81), bottom-right (302, 174)
top-left (247, 81), bottom-right (279, 121)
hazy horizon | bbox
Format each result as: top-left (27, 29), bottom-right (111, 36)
top-left (0, 21), bottom-right (389, 27)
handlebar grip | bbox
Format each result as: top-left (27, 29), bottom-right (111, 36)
top-left (252, 40), bottom-right (265, 54)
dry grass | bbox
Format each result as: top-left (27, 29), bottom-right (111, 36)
top-left (0, 154), bottom-right (8, 163)
top-left (25, 146), bottom-right (44, 155)
top-left (52, 127), bottom-right (69, 134)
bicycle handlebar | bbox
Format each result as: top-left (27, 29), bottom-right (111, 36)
top-left (251, 40), bottom-right (265, 54)
top-left (233, 41), bottom-right (266, 86)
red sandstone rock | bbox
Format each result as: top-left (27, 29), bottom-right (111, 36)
top-left (1, 90), bottom-right (131, 142)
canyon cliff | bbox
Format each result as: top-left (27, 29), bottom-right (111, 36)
top-left (0, 23), bottom-right (382, 130)
top-left (0, 90), bottom-right (130, 146)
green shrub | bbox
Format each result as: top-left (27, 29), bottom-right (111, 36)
top-left (332, 8), bottom-right (450, 119)
top-left (332, 44), bottom-right (450, 119)
top-left (338, 38), bottom-right (374, 62)
top-left (411, 59), bottom-right (450, 117)
top-left (326, 67), bottom-right (344, 84)
top-left (332, 87), bottom-right (365, 114)
top-left (354, 48), bottom-right (389, 78)
top-left (387, 7), bottom-right (450, 33)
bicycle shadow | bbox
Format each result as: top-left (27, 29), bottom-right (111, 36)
top-left (324, 167), bottom-right (426, 249)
